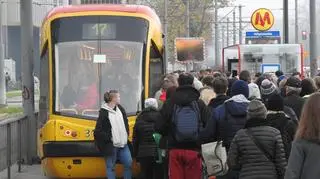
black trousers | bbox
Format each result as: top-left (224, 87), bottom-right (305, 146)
top-left (139, 157), bottom-right (164, 179)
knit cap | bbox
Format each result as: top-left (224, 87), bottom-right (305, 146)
top-left (145, 98), bottom-right (158, 109)
top-left (247, 100), bottom-right (268, 119)
top-left (260, 79), bottom-right (277, 96)
top-left (231, 80), bottom-right (249, 98)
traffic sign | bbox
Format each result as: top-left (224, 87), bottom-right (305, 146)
top-left (251, 8), bottom-right (275, 31)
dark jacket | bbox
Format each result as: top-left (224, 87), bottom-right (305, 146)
top-left (212, 96), bottom-right (249, 150)
top-left (267, 112), bottom-right (298, 160)
top-left (208, 95), bottom-right (229, 109)
top-left (200, 95), bottom-right (229, 143)
top-left (94, 105), bottom-right (129, 156)
top-left (228, 118), bottom-right (287, 179)
top-left (285, 139), bottom-right (320, 179)
top-left (284, 92), bottom-right (305, 120)
top-left (155, 85), bottom-right (211, 150)
top-left (283, 106), bottom-right (299, 122)
top-left (132, 107), bottom-right (161, 159)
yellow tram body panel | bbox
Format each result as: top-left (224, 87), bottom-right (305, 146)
top-left (39, 4), bottom-right (163, 178)
top-left (39, 115), bottom-right (140, 178)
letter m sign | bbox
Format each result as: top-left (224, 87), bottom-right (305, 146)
top-left (255, 12), bottom-right (271, 27)
top-left (251, 8), bottom-right (274, 31)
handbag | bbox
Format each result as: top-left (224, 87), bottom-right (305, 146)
top-left (201, 141), bottom-right (229, 176)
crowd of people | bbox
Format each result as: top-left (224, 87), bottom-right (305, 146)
top-left (94, 68), bottom-right (320, 179)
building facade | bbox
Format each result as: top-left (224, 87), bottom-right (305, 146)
top-left (2, 0), bottom-right (141, 81)
top-left (1, 0), bottom-right (69, 81)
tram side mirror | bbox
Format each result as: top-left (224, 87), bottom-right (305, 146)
top-left (150, 40), bottom-right (162, 59)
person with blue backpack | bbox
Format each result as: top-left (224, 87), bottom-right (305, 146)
top-left (155, 73), bottom-right (211, 179)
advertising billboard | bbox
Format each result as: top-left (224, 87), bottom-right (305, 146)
top-left (175, 38), bottom-right (205, 62)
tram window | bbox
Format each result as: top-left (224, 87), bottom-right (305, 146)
top-left (149, 41), bottom-right (163, 97)
top-left (39, 43), bottom-right (49, 125)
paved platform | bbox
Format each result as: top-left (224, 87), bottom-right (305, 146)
top-left (0, 164), bottom-right (46, 179)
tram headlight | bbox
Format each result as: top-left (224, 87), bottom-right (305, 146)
top-left (71, 131), bottom-right (78, 138)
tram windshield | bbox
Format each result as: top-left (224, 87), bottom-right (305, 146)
top-left (51, 16), bottom-right (148, 118)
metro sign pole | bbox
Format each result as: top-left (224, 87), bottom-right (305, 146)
top-left (283, 0), bottom-right (289, 43)
top-left (310, 0), bottom-right (318, 77)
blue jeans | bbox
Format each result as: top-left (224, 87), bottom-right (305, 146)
top-left (105, 144), bottom-right (132, 179)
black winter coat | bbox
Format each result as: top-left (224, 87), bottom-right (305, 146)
top-left (267, 112), bottom-right (298, 160)
top-left (228, 118), bottom-right (287, 179)
top-left (283, 106), bottom-right (299, 122)
top-left (132, 107), bottom-right (161, 159)
top-left (94, 105), bottom-right (129, 156)
top-left (284, 93), bottom-right (305, 120)
top-left (155, 85), bottom-right (211, 150)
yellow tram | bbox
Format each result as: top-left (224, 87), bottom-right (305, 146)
top-left (38, 4), bottom-right (164, 178)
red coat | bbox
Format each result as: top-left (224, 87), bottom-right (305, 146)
top-left (77, 83), bottom-right (98, 110)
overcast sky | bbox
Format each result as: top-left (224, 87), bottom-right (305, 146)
top-left (217, 0), bottom-right (299, 42)
top-left (219, 0), bottom-right (298, 31)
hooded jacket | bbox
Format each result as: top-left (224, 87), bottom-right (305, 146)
top-left (155, 85), bottom-right (211, 150)
top-left (212, 94), bottom-right (249, 150)
top-left (132, 107), bottom-right (161, 159)
top-left (101, 103), bottom-right (128, 148)
top-left (199, 94), bottom-right (230, 144)
top-left (94, 105), bottom-right (129, 156)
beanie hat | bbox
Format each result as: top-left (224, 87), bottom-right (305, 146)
top-left (248, 83), bottom-right (261, 100)
top-left (178, 73), bottom-right (194, 86)
top-left (260, 79), bottom-right (277, 96)
top-left (247, 100), bottom-right (268, 119)
top-left (231, 80), bottom-right (249, 98)
top-left (144, 98), bottom-right (158, 109)
top-left (286, 76), bottom-right (302, 88)
top-left (265, 93), bottom-right (284, 111)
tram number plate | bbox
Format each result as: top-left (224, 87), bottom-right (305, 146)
top-left (85, 129), bottom-right (95, 138)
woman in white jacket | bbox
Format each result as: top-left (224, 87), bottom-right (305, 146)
top-left (94, 90), bottom-right (132, 179)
